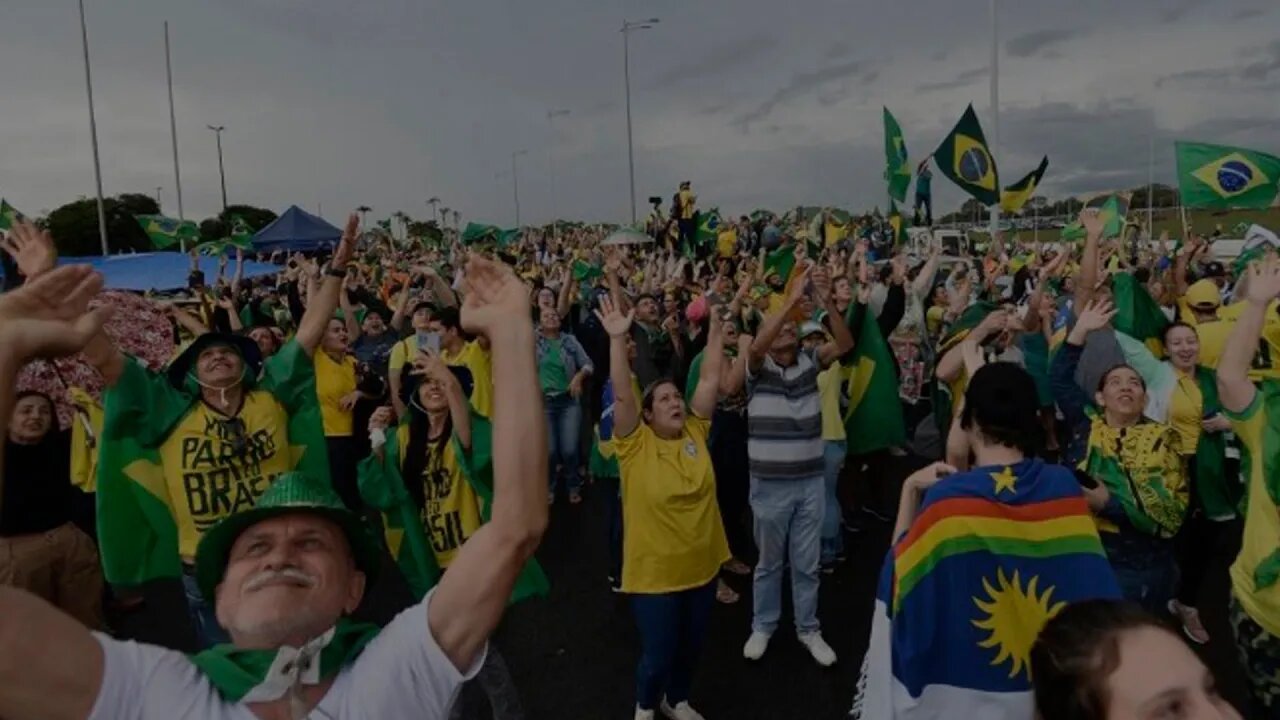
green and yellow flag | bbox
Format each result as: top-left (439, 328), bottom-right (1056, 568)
top-left (96, 340), bottom-right (330, 585)
top-left (135, 214), bottom-right (199, 249)
top-left (763, 244), bottom-right (797, 283)
top-left (357, 415), bottom-right (549, 602)
top-left (1176, 141), bottom-right (1280, 209)
top-left (933, 104), bottom-right (1000, 207)
top-left (888, 200), bottom-right (907, 247)
top-left (842, 306), bottom-right (906, 454)
top-left (1061, 194), bottom-right (1127, 241)
top-left (0, 199), bottom-right (22, 231)
top-left (227, 216), bottom-right (254, 250)
top-left (884, 107), bottom-right (911, 202)
top-left (1000, 156), bottom-right (1049, 214)
top-left (461, 222), bottom-right (501, 245)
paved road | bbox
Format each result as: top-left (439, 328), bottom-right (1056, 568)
top-left (112, 465), bottom-right (1251, 719)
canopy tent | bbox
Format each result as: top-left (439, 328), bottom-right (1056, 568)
top-left (252, 205), bottom-right (341, 253)
top-left (44, 253), bottom-right (281, 292)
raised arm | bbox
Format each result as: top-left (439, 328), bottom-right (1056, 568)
top-left (1219, 259), bottom-right (1280, 413)
top-left (427, 255), bottom-right (547, 672)
top-left (389, 281), bottom-right (412, 334)
top-left (294, 213), bottom-right (358, 356)
top-left (910, 244), bottom-right (942, 298)
top-left (411, 350), bottom-right (472, 451)
top-left (936, 308), bottom-right (1007, 383)
top-left (596, 295), bottom-right (639, 438)
top-left (1074, 209), bottom-right (1106, 311)
top-left (690, 309), bottom-right (724, 418)
top-left (339, 283), bottom-right (361, 342)
top-left (750, 264), bottom-right (811, 372)
top-left (812, 266), bottom-right (855, 368)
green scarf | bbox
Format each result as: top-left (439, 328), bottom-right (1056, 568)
top-left (1081, 413), bottom-right (1189, 539)
top-left (190, 618), bottom-right (380, 702)
top-left (1191, 366), bottom-right (1236, 520)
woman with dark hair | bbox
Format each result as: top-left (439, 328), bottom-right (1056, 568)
top-left (1, 390), bottom-right (103, 629)
top-left (597, 293), bottom-right (730, 720)
top-left (1113, 320), bottom-right (1235, 644)
top-left (1031, 599), bottom-right (1240, 719)
top-left (1051, 299), bottom-right (1189, 614)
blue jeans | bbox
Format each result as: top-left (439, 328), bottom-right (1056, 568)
top-left (1103, 532), bottom-right (1178, 616)
top-left (631, 581), bottom-right (716, 710)
top-left (821, 441), bottom-right (846, 564)
top-left (545, 394), bottom-right (582, 495)
top-left (749, 476), bottom-right (824, 635)
top-left (182, 568), bottom-right (231, 649)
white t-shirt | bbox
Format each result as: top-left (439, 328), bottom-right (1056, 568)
top-left (88, 593), bottom-right (484, 719)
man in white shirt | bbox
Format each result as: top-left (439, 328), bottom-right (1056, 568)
top-left (0, 255), bottom-right (548, 720)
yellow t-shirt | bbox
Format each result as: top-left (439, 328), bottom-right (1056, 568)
top-left (159, 391), bottom-right (294, 559)
top-left (417, 439), bottom-right (483, 569)
top-left (1167, 370), bottom-right (1203, 455)
top-left (926, 306), bottom-right (946, 338)
top-left (817, 365), bottom-right (848, 441)
top-left (679, 189), bottom-right (695, 220)
top-left (615, 415), bottom-right (731, 594)
top-left (1182, 300), bottom-right (1280, 381)
top-left (1192, 317), bottom-right (1234, 370)
top-left (442, 340), bottom-right (494, 419)
top-left (388, 337), bottom-right (417, 374)
top-left (314, 351), bottom-right (357, 437)
top-left (717, 228), bottom-right (737, 259)
top-left (1227, 390), bottom-right (1280, 637)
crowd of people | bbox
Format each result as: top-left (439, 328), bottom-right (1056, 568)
top-left (0, 177), bottom-right (1278, 719)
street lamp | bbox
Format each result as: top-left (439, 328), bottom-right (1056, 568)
top-left (77, 0), bottom-right (109, 255)
top-left (547, 108), bottom-right (571, 239)
top-left (511, 150), bottom-right (529, 227)
top-left (207, 124), bottom-right (227, 213)
top-left (621, 17), bottom-right (659, 226)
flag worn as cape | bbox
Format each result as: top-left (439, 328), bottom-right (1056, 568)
top-left (843, 305), bottom-right (906, 454)
top-left (1176, 140), bottom-right (1280, 210)
top-left (357, 414), bottom-right (549, 602)
top-left (852, 459), bottom-right (1120, 719)
top-left (884, 107), bottom-right (911, 203)
top-left (95, 339), bottom-right (329, 585)
top-left (933, 104), bottom-right (1000, 207)
top-left (999, 156), bottom-right (1049, 214)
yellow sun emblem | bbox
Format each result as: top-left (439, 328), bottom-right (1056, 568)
top-left (972, 568), bottom-right (1066, 680)
top-left (990, 466), bottom-right (1017, 496)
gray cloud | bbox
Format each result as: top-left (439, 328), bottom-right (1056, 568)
top-left (1005, 28), bottom-right (1082, 58)
top-left (1160, 0), bottom-right (1207, 23)
top-left (733, 59), bottom-right (875, 128)
top-left (915, 66), bottom-right (988, 93)
top-left (649, 33), bottom-right (780, 88)
top-left (1156, 40), bottom-right (1280, 87)
top-left (1232, 7), bottom-right (1265, 20)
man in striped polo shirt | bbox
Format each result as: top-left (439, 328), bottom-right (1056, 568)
top-left (735, 263), bottom-right (854, 667)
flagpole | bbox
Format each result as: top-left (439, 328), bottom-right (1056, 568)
top-left (1147, 135), bottom-right (1155, 239)
top-left (164, 23), bottom-right (184, 221)
top-left (988, 0), bottom-right (1000, 245)
top-left (78, 0), bottom-right (109, 256)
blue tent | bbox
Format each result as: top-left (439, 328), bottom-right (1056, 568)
top-left (50, 253), bottom-right (281, 292)
top-left (253, 205), bottom-right (341, 253)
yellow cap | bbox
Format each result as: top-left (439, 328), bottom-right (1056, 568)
top-left (1185, 279), bottom-right (1220, 308)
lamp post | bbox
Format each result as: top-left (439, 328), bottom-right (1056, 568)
top-left (511, 150), bottom-right (529, 227)
top-left (621, 18), bottom-right (659, 225)
top-left (207, 124), bottom-right (227, 213)
top-left (547, 108), bottom-right (571, 239)
top-left (77, 0), bottom-right (109, 255)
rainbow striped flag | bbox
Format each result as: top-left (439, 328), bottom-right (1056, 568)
top-left (852, 459), bottom-right (1120, 719)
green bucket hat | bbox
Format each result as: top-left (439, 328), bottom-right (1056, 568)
top-left (193, 472), bottom-right (382, 600)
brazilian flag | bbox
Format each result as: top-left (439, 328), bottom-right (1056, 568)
top-left (884, 107), bottom-right (911, 202)
top-left (691, 208), bottom-right (722, 258)
top-left (933, 104), bottom-right (1000, 207)
top-left (1000, 156), bottom-right (1049, 214)
top-left (842, 308), bottom-right (906, 454)
top-left (135, 214), bottom-right (199, 250)
top-left (887, 200), bottom-right (907, 247)
top-left (1176, 141), bottom-right (1280, 209)
top-left (461, 222), bottom-right (501, 245)
top-left (1061, 194), bottom-right (1127, 241)
top-left (0, 199), bottom-right (23, 231)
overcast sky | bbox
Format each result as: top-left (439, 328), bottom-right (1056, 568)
top-left (3, 0), bottom-right (1278, 227)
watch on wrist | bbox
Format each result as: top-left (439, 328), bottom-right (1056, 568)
top-left (325, 266), bottom-right (347, 279)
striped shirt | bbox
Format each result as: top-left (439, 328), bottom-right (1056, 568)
top-left (747, 348), bottom-right (824, 481)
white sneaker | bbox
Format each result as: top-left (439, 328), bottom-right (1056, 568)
top-left (742, 630), bottom-right (772, 660)
top-left (659, 699), bottom-right (706, 720)
top-left (634, 707), bottom-right (655, 720)
top-left (798, 631), bottom-right (837, 667)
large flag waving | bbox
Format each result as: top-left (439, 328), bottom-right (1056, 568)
top-left (842, 306), bottom-right (906, 454)
top-left (851, 459), bottom-right (1121, 719)
top-left (933, 104), bottom-right (1000, 207)
top-left (135, 214), bottom-right (199, 250)
top-left (1176, 141), bottom-right (1280, 209)
top-left (884, 107), bottom-right (911, 202)
top-left (1000, 156), bottom-right (1049, 214)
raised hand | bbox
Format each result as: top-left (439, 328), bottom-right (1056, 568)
top-left (1, 219), bottom-right (57, 279)
top-left (460, 254), bottom-right (531, 337)
top-left (1245, 257), bottom-right (1280, 306)
top-left (1074, 298), bottom-right (1116, 333)
top-left (593, 294), bottom-right (634, 338)
top-left (1079, 208), bottom-right (1105, 238)
top-left (811, 264), bottom-right (833, 301)
top-left (0, 264), bottom-right (111, 362)
top-left (333, 213), bottom-right (360, 270)
top-left (368, 406), bottom-right (395, 432)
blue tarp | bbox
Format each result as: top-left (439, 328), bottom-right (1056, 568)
top-left (253, 205), bottom-right (341, 253)
top-left (48, 253), bottom-right (281, 292)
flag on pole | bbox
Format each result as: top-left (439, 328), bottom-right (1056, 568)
top-left (1175, 141), bottom-right (1280, 209)
top-left (1000, 156), bottom-right (1049, 214)
top-left (1060, 195), bottom-right (1127, 241)
top-left (135, 214), bottom-right (199, 249)
top-left (842, 307), bottom-right (906, 454)
top-left (0, 199), bottom-right (23, 231)
top-left (851, 459), bottom-right (1120, 719)
top-left (887, 201), bottom-right (907, 247)
top-left (933, 104), bottom-right (1000, 207)
top-left (884, 107), bottom-right (911, 202)
top-left (227, 216), bottom-right (254, 250)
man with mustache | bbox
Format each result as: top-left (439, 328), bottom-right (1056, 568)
top-left (0, 254), bottom-right (549, 720)
top-left (78, 214), bottom-right (361, 649)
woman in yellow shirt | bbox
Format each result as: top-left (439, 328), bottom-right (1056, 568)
top-left (314, 317), bottom-right (365, 510)
top-left (598, 294), bottom-right (730, 720)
